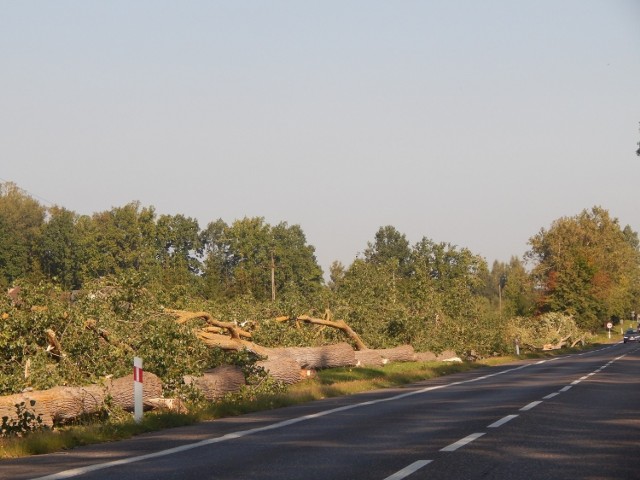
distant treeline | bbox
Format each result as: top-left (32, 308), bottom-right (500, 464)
top-left (1, 180), bottom-right (639, 341)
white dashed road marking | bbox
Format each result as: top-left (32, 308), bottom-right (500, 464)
top-left (441, 433), bottom-right (486, 452)
top-left (488, 414), bottom-right (519, 428)
top-left (383, 460), bottom-right (432, 480)
top-left (520, 400), bottom-right (543, 411)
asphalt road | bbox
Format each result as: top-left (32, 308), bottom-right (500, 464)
top-left (3, 342), bottom-right (639, 480)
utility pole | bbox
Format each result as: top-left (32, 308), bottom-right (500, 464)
top-left (271, 250), bottom-right (276, 302)
top-left (499, 273), bottom-right (507, 315)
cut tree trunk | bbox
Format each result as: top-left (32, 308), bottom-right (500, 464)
top-left (105, 372), bottom-right (164, 411)
top-left (183, 365), bottom-right (246, 401)
top-left (376, 345), bottom-right (416, 362)
top-left (0, 372), bottom-right (164, 427)
top-left (355, 345), bottom-right (416, 366)
top-left (0, 384), bottom-right (105, 427)
top-left (257, 353), bottom-right (313, 385)
top-left (269, 342), bottom-right (357, 369)
top-left (354, 349), bottom-right (386, 367)
top-left (413, 351), bottom-right (437, 362)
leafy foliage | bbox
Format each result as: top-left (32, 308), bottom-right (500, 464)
top-left (0, 277), bottom-right (230, 396)
top-left (200, 217), bottom-right (323, 301)
top-left (0, 181), bottom-right (636, 401)
top-left (526, 207), bottom-right (640, 330)
top-left (1, 401), bottom-right (46, 438)
top-left (506, 312), bottom-right (588, 352)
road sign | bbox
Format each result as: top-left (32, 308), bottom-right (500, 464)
top-left (606, 322), bottom-right (613, 329)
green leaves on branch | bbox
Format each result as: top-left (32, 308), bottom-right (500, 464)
top-left (526, 206), bottom-right (640, 331)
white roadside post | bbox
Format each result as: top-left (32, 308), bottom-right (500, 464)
top-left (133, 357), bottom-right (143, 423)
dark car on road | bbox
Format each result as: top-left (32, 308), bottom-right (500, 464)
top-left (623, 329), bottom-right (639, 343)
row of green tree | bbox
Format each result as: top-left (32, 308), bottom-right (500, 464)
top-left (1, 180), bottom-right (639, 368)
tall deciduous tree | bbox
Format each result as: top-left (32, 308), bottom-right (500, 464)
top-left (0, 182), bottom-right (46, 285)
top-left (152, 214), bottom-right (203, 293)
top-left (271, 222), bottom-right (323, 298)
top-left (410, 238), bottom-right (487, 319)
top-left (79, 202), bottom-right (157, 280)
top-left (364, 225), bottom-right (412, 277)
top-left (526, 206), bottom-right (640, 330)
top-left (499, 257), bottom-right (536, 317)
top-left (38, 206), bottom-right (83, 289)
top-left (201, 217), bottom-right (323, 301)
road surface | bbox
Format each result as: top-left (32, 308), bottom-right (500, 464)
top-left (3, 342), bottom-right (638, 480)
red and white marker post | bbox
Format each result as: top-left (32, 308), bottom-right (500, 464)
top-left (133, 357), bottom-right (143, 423)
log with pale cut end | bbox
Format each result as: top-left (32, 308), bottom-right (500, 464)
top-left (184, 365), bottom-right (246, 401)
top-left (257, 353), bottom-right (308, 385)
top-left (0, 384), bottom-right (106, 427)
top-left (270, 342), bottom-right (356, 369)
top-left (0, 372), bottom-right (165, 427)
top-left (106, 372), bottom-right (164, 411)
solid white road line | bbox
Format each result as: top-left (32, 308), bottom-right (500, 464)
top-left (440, 433), bottom-right (486, 452)
top-left (488, 414), bottom-right (518, 428)
top-left (383, 460), bottom-right (433, 480)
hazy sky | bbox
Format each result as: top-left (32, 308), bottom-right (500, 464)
top-left (2, 1), bottom-right (639, 274)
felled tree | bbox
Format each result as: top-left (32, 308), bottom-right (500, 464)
top-left (164, 309), bottom-right (357, 385)
top-left (0, 372), bottom-right (164, 427)
top-left (275, 311), bottom-right (417, 365)
top-left (506, 312), bottom-right (589, 351)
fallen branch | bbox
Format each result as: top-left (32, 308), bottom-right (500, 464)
top-left (275, 314), bottom-right (368, 350)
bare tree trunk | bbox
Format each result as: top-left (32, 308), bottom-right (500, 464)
top-left (184, 365), bottom-right (246, 401)
top-left (269, 343), bottom-right (357, 369)
top-left (257, 354), bottom-right (313, 385)
top-left (0, 372), bottom-right (163, 427)
top-left (105, 372), bottom-right (164, 411)
top-left (355, 345), bottom-right (416, 366)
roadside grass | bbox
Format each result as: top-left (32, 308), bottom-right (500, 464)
top-left (0, 340), bottom-right (618, 459)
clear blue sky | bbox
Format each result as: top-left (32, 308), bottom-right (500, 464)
top-left (1, 1), bottom-right (639, 274)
